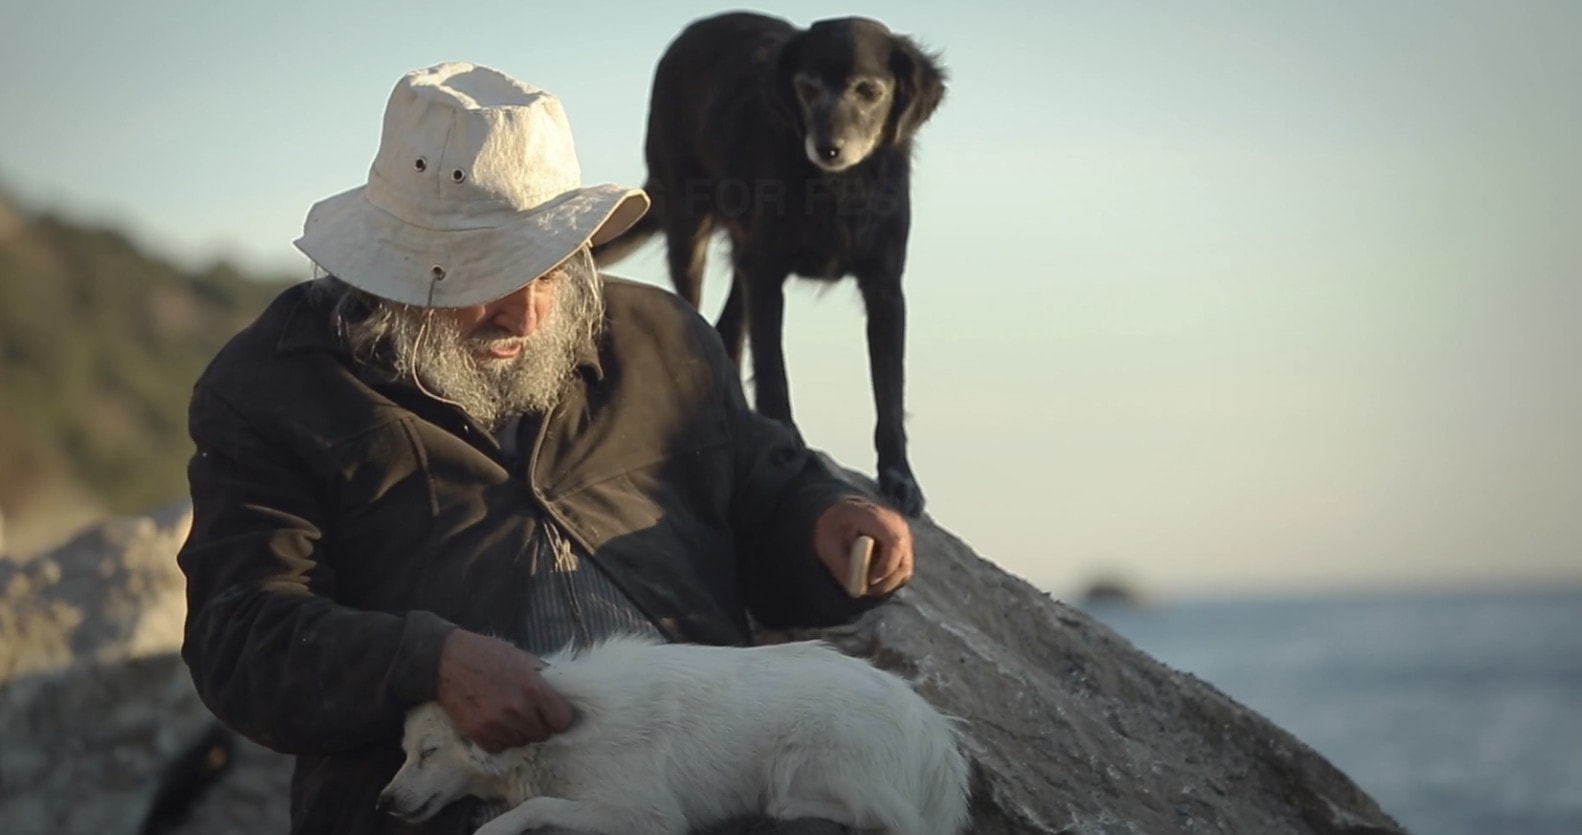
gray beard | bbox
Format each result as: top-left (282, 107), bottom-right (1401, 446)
top-left (379, 274), bottom-right (599, 432)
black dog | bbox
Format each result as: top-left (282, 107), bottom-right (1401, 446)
top-left (594, 11), bottom-right (947, 517)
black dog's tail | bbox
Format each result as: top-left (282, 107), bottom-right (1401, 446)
top-left (592, 207), bottom-right (660, 267)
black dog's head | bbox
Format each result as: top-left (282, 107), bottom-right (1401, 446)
top-left (769, 16), bottom-right (947, 172)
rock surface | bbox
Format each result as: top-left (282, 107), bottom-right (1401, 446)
top-left (0, 476), bottom-right (1410, 835)
top-left (764, 499), bottom-right (1405, 834)
top-left (0, 499), bottom-right (295, 835)
top-left (0, 499), bottom-right (193, 682)
top-left (0, 652), bottom-right (236, 835)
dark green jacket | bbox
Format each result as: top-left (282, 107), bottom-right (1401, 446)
top-left (176, 275), bottom-right (883, 834)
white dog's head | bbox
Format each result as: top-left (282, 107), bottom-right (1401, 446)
top-left (376, 702), bottom-right (507, 823)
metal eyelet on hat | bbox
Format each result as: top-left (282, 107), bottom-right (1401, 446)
top-left (414, 157), bottom-right (427, 172)
top-left (451, 168), bottom-right (466, 182)
top-left (431, 265), bottom-right (446, 280)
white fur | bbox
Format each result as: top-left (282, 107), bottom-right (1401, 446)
top-left (379, 634), bottom-right (971, 835)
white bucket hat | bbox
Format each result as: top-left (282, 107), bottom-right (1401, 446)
top-left (294, 62), bottom-right (648, 308)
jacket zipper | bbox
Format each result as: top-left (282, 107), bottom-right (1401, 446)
top-left (524, 401), bottom-right (680, 644)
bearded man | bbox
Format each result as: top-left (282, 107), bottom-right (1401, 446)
top-left (175, 62), bottom-right (914, 835)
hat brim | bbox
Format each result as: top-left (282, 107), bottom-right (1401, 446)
top-left (293, 182), bottom-right (649, 308)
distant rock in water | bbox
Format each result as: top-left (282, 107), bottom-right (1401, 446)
top-left (0, 462), bottom-right (1408, 835)
top-left (1077, 574), bottom-right (1149, 607)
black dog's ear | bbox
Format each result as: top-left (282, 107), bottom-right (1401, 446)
top-left (762, 30), bottom-right (806, 130)
top-left (887, 35), bottom-right (947, 144)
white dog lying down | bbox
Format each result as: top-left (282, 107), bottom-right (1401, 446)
top-left (377, 634), bottom-right (971, 835)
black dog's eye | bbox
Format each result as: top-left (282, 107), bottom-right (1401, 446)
top-left (794, 77), bottom-right (819, 101)
top-left (854, 81), bottom-right (882, 102)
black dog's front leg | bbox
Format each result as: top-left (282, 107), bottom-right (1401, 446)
top-left (855, 267), bottom-right (924, 517)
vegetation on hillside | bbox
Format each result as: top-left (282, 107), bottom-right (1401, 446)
top-left (0, 194), bottom-right (295, 523)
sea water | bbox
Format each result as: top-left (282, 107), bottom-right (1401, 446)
top-left (1082, 587), bottom-right (1582, 835)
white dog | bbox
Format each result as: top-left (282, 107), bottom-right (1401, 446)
top-left (377, 634), bottom-right (971, 835)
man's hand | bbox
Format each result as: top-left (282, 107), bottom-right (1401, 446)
top-left (434, 630), bottom-right (574, 752)
top-left (813, 494), bottom-right (914, 597)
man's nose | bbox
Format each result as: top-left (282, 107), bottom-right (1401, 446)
top-left (489, 284), bottom-right (537, 336)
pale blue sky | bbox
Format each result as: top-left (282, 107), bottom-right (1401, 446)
top-left (3, 0), bottom-right (1579, 598)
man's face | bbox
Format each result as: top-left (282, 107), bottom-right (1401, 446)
top-left (439, 268), bottom-right (562, 362)
top-left (379, 251), bottom-right (602, 430)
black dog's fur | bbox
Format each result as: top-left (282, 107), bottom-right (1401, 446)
top-left (594, 11), bottom-right (947, 516)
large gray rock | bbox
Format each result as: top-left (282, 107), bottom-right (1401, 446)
top-left (0, 475), bottom-right (1409, 835)
top-left (755, 467), bottom-right (1408, 835)
top-left (0, 499), bottom-right (193, 683)
top-left (0, 500), bottom-right (295, 835)
top-left (0, 652), bottom-right (230, 835)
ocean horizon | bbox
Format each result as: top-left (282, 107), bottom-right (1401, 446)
top-left (1080, 584), bottom-right (1582, 835)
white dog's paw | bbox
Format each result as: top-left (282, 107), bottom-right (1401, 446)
top-left (474, 815), bottom-right (557, 835)
top-left (472, 800), bottom-right (555, 835)
top-left (472, 815), bottom-right (526, 835)
top-left (474, 796), bottom-right (671, 835)
top-left (468, 797), bottom-right (610, 835)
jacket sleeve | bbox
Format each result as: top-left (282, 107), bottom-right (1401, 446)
top-left (687, 316), bottom-right (895, 630)
top-left (176, 383), bottom-right (457, 756)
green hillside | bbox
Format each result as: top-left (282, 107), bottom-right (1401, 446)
top-left (0, 194), bottom-right (295, 530)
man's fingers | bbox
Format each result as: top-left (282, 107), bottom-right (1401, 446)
top-left (812, 495), bottom-right (915, 597)
top-left (867, 555), bottom-right (906, 594)
top-left (869, 565), bottom-right (909, 595)
top-left (513, 719), bottom-right (547, 746)
top-left (435, 633), bottom-right (575, 750)
top-left (869, 538), bottom-right (902, 576)
top-left (467, 720), bottom-right (512, 753)
top-left (529, 679), bottom-right (575, 734)
top-left (848, 532), bottom-right (909, 597)
top-left (540, 696), bottom-right (576, 734)
top-left (866, 533), bottom-right (913, 595)
top-left (486, 711), bottom-right (549, 749)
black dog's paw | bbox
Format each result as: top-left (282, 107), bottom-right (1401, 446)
top-left (879, 466), bottom-right (926, 517)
